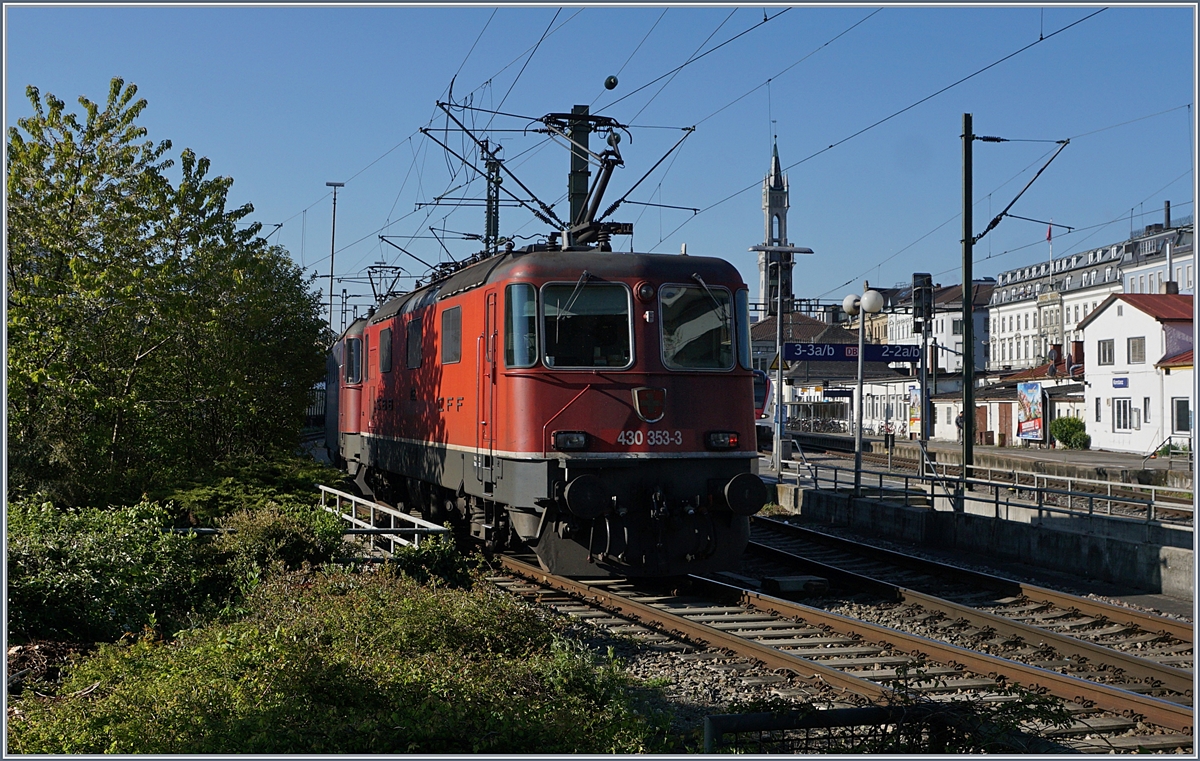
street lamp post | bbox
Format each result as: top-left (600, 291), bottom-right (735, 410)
top-left (843, 284), bottom-right (884, 498)
top-left (326, 181), bottom-right (345, 331)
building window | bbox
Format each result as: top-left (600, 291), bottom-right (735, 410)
top-left (1188, 265), bottom-right (1193, 288)
top-left (1097, 339), bottom-right (1114, 365)
top-left (1144, 397), bottom-right (1151, 424)
top-left (1173, 397), bottom-right (1191, 433)
top-left (1139, 275), bottom-right (1146, 293)
top-left (1127, 336), bottom-right (1145, 364)
top-left (1114, 398), bottom-right (1133, 432)
top-left (1073, 305), bottom-right (1079, 323)
top-left (1095, 396), bottom-right (1101, 423)
top-left (379, 328), bottom-right (393, 373)
top-left (441, 306), bottom-right (462, 364)
top-left (952, 319), bottom-right (963, 335)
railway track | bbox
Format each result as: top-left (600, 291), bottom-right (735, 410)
top-left (490, 554), bottom-right (1194, 753)
top-left (743, 518), bottom-right (1192, 696)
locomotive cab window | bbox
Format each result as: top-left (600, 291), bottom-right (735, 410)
top-left (379, 328), bottom-right (392, 373)
top-left (345, 337), bottom-right (363, 384)
top-left (659, 284), bottom-right (734, 370)
top-left (542, 282), bottom-right (631, 369)
top-left (505, 283), bottom-right (538, 368)
top-left (441, 307), bottom-right (461, 364)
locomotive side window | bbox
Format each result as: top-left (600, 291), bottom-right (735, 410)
top-left (441, 306), bottom-right (462, 364)
top-left (406, 318), bottom-right (422, 369)
top-left (659, 284), bottom-right (734, 370)
top-left (379, 328), bottom-right (392, 373)
top-left (541, 283), bottom-right (632, 369)
top-left (345, 337), bottom-right (363, 384)
top-left (736, 289), bottom-right (752, 369)
top-left (504, 284), bottom-right (538, 368)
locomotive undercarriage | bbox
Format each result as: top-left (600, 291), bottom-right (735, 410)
top-left (347, 433), bottom-right (766, 577)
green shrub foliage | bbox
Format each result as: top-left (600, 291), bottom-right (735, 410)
top-left (1048, 416), bottom-right (1091, 450)
top-left (5, 499), bottom-right (220, 642)
top-left (6, 77), bottom-right (328, 507)
top-left (7, 569), bottom-right (664, 754)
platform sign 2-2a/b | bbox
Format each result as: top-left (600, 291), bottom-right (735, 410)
top-left (783, 343), bottom-right (921, 363)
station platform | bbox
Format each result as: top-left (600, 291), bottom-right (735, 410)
top-left (791, 432), bottom-right (1193, 489)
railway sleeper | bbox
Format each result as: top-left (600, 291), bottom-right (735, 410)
top-left (1034, 715), bottom-right (1140, 737)
top-left (1064, 734), bottom-right (1195, 753)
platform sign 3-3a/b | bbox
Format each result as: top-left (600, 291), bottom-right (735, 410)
top-left (784, 343), bottom-right (921, 363)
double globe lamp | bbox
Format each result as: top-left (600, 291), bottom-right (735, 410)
top-left (843, 287), bottom-right (884, 497)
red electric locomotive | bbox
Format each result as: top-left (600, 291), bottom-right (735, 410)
top-left (327, 103), bottom-right (768, 576)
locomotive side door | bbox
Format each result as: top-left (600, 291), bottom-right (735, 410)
top-left (477, 291), bottom-right (498, 490)
top-left (366, 333), bottom-right (377, 433)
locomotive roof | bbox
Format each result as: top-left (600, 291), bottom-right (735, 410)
top-left (370, 248), bottom-right (745, 325)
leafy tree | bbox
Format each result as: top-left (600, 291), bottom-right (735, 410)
top-left (7, 77), bottom-right (328, 506)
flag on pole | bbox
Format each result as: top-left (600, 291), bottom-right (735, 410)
top-left (1046, 223), bottom-right (1052, 242)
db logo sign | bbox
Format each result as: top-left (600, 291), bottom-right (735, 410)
top-left (846, 347), bottom-right (859, 358)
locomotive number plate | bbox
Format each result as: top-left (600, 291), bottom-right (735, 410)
top-left (616, 430), bottom-right (682, 446)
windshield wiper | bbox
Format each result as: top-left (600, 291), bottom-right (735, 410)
top-left (691, 273), bottom-right (729, 324)
top-left (556, 270), bottom-right (591, 343)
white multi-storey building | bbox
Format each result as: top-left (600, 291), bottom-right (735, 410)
top-left (1121, 217), bottom-right (1194, 296)
top-left (986, 219), bottom-right (1193, 372)
top-left (887, 281), bottom-right (994, 373)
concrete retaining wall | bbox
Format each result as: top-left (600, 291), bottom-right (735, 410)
top-left (776, 483), bottom-right (1194, 601)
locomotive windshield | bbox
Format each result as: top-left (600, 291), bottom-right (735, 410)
top-left (659, 284), bottom-right (734, 370)
top-left (542, 282), bottom-right (631, 368)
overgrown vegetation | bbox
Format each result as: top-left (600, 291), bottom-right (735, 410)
top-left (1049, 416), bottom-right (1091, 450)
top-left (6, 77), bottom-right (328, 508)
top-left (6, 499), bottom-right (220, 642)
top-left (7, 568), bottom-right (671, 754)
top-left (6, 455), bottom-right (351, 643)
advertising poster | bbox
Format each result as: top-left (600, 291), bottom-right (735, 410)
top-left (908, 385), bottom-right (921, 436)
top-left (1016, 382), bottom-right (1044, 440)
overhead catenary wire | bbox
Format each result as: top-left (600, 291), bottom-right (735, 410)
top-left (646, 8), bottom-right (1108, 251)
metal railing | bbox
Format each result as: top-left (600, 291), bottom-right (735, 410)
top-left (318, 485), bottom-right (451, 556)
top-left (919, 460), bottom-right (1193, 512)
top-left (779, 459), bottom-right (1192, 529)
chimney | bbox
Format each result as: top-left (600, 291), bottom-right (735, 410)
top-left (1165, 200), bottom-right (1171, 229)
top-left (1162, 241), bottom-right (1179, 293)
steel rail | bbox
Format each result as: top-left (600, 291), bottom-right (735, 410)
top-left (499, 555), bottom-right (1193, 734)
top-left (755, 516), bottom-right (1194, 644)
top-left (745, 539), bottom-right (1194, 696)
top-left (689, 576), bottom-right (1194, 735)
top-left (497, 555), bottom-right (889, 700)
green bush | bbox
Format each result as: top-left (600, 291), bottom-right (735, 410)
top-left (7, 569), bottom-right (667, 754)
top-left (214, 505), bottom-right (349, 592)
top-left (381, 536), bottom-right (473, 588)
top-left (1048, 416), bottom-right (1090, 450)
top-left (155, 455), bottom-right (346, 526)
top-left (5, 499), bottom-right (221, 642)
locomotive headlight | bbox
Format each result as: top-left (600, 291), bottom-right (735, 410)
top-left (553, 431), bottom-right (590, 451)
top-left (705, 431), bottom-right (739, 450)
top-left (635, 281), bottom-right (656, 302)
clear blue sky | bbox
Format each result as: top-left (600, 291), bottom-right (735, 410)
top-left (5, 5), bottom-right (1196, 320)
